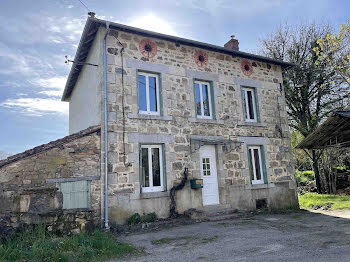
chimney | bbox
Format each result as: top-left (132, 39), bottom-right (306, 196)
top-left (224, 35), bottom-right (239, 51)
top-left (88, 12), bottom-right (96, 18)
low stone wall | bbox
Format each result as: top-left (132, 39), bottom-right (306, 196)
top-left (0, 126), bottom-right (102, 235)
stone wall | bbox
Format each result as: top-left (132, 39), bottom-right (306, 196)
top-left (0, 126), bottom-right (101, 234)
top-left (101, 29), bottom-right (298, 224)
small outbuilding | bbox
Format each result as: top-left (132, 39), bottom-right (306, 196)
top-left (297, 111), bottom-right (350, 194)
top-left (297, 111), bottom-right (350, 150)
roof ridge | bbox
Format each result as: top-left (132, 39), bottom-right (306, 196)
top-left (62, 17), bottom-right (294, 101)
top-left (0, 125), bottom-right (101, 168)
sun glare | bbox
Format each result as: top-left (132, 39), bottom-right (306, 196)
top-left (127, 14), bottom-right (177, 36)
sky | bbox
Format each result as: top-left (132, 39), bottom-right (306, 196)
top-left (0, 0), bottom-right (348, 155)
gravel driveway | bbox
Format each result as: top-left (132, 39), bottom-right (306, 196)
top-left (112, 210), bottom-right (350, 262)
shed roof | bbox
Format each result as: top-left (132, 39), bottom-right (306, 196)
top-left (61, 17), bottom-right (294, 101)
top-left (0, 125), bottom-right (100, 168)
top-left (296, 111), bottom-right (350, 150)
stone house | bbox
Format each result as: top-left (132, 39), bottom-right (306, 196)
top-left (0, 126), bottom-right (101, 233)
top-left (0, 15), bottom-right (298, 229)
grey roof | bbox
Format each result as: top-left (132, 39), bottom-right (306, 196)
top-left (62, 17), bottom-right (294, 101)
top-left (297, 111), bottom-right (350, 150)
top-left (0, 126), bottom-right (100, 168)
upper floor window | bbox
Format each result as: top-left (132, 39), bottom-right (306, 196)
top-left (138, 72), bottom-right (160, 115)
top-left (195, 81), bottom-right (213, 119)
top-left (141, 144), bottom-right (165, 193)
top-left (242, 87), bottom-right (257, 122)
top-left (248, 146), bottom-right (265, 185)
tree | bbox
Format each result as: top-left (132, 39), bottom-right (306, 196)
top-left (313, 21), bottom-right (350, 86)
top-left (290, 130), bottom-right (312, 171)
top-left (259, 23), bottom-right (349, 193)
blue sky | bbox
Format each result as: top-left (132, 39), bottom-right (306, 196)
top-left (0, 0), bottom-right (348, 155)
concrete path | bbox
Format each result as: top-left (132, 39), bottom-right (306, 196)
top-left (112, 210), bottom-right (350, 262)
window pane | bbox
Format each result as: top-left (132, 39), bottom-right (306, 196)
top-left (152, 148), bottom-right (161, 186)
top-left (253, 149), bottom-right (261, 180)
top-left (202, 84), bottom-right (210, 116)
top-left (202, 158), bottom-right (211, 176)
top-left (149, 76), bottom-right (158, 112)
top-left (248, 149), bottom-right (254, 181)
top-left (247, 90), bottom-right (255, 120)
top-left (142, 148), bottom-right (149, 187)
top-left (195, 83), bottom-right (201, 116)
top-left (138, 75), bottom-right (147, 111)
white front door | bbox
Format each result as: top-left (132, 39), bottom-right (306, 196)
top-left (200, 145), bottom-right (219, 206)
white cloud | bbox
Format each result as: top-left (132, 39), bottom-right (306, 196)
top-left (1, 98), bottom-right (68, 116)
top-left (31, 76), bottom-right (66, 91)
top-left (0, 13), bottom-right (77, 118)
top-left (184, 0), bottom-right (283, 17)
top-left (39, 90), bottom-right (63, 97)
top-left (0, 75), bottom-right (67, 115)
top-left (46, 16), bottom-right (85, 43)
top-left (68, 4), bottom-right (74, 8)
top-left (32, 76), bottom-right (66, 98)
top-left (127, 14), bottom-right (178, 36)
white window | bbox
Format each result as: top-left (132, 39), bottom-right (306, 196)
top-left (248, 146), bottom-right (264, 185)
top-left (58, 180), bottom-right (90, 209)
top-left (242, 87), bottom-right (257, 122)
top-left (195, 81), bottom-right (213, 119)
top-left (138, 72), bottom-right (160, 115)
top-left (141, 145), bottom-right (164, 193)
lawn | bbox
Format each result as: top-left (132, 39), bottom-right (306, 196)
top-left (0, 226), bottom-right (138, 262)
top-left (299, 193), bottom-right (350, 210)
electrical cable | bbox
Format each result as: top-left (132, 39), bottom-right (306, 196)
top-left (77, 0), bottom-right (90, 12)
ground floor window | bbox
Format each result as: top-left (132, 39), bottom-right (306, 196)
top-left (58, 180), bottom-right (90, 209)
top-left (141, 144), bottom-right (164, 192)
top-left (248, 146), bottom-right (265, 185)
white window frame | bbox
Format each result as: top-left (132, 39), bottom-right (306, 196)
top-left (141, 144), bottom-right (164, 193)
top-left (248, 146), bottom-right (264, 185)
top-left (138, 72), bottom-right (160, 115)
top-left (242, 87), bottom-right (257, 122)
top-left (195, 80), bottom-right (213, 119)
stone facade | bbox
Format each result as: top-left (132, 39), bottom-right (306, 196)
top-left (0, 126), bottom-right (101, 234)
top-left (0, 22), bottom-right (299, 230)
top-left (99, 28), bottom-right (298, 224)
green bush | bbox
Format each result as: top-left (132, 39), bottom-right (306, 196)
top-left (296, 170), bottom-right (314, 185)
top-left (333, 165), bottom-right (348, 172)
top-left (126, 212), bottom-right (158, 225)
top-left (0, 226), bottom-right (137, 262)
top-left (126, 213), bottom-right (142, 225)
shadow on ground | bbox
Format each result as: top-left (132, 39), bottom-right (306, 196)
top-left (111, 210), bottom-right (350, 262)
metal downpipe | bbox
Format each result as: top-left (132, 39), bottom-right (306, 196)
top-left (103, 22), bottom-right (110, 229)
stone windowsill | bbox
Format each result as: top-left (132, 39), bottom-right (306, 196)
top-left (237, 121), bottom-right (268, 127)
top-left (128, 113), bottom-right (173, 121)
top-left (189, 117), bottom-right (225, 125)
top-left (46, 176), bottom-right (100, 183)
top-left (62, 208), bottom-right (94, 214)
top-left (140, 191), bottom-right (169, 199)
top-left (245, 183), bottom-right (275, 190)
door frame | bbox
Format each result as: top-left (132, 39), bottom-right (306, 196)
top-left (199, 145), bottom-right (219, 206)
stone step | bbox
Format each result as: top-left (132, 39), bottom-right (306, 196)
top-left (204, 208), bottom-right (237, 217)
top-left (184, 207), bottom-right (247, 221)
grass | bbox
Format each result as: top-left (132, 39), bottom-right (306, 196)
top-left (126, 212), bottom-right (157, 225)
top-left (296, 170), bottom-right (314, 185)
top-left (0, 226), bottom-right (138, 262)
top-left (151, 235), bottom-right (219, 246)
top-left (299, 193), bottom-right (350, 210)
top-left (201, 236), bottom-right (218, 243)
top-left (151, 235), bottom-right (193, 245)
